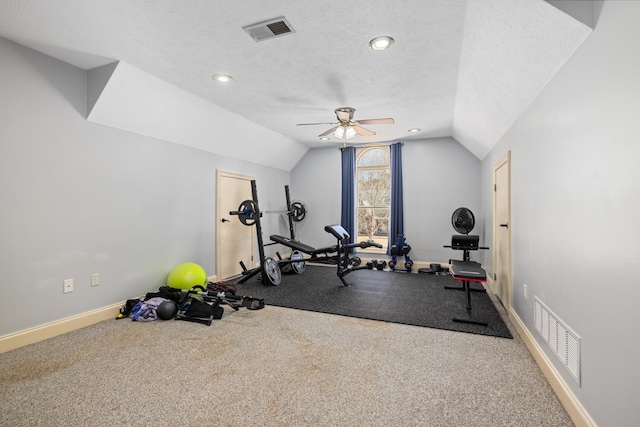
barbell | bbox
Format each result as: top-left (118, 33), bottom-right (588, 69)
top-left (229, 199), bottom-right (306, 226)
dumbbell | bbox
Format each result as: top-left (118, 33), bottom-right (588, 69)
top-left (405, 259), bottom-right (414, 272)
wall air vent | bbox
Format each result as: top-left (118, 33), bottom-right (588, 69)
top-left (534, 297), bottom-right (581, 385)
top-left (243, 17), bottom-right (295, 42)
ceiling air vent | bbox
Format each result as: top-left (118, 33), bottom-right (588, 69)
top-left (243, 17), bottom-right (295, 42)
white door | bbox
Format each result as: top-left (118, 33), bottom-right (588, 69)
top-left (216, 170), bottom-right (255, 280)
top-left (493, 151), bottom-right (512, 311)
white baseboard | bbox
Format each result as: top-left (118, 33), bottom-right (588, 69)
top-left (509, 308), bottom-right (597, 427)
top-left (0, 301), bottom-right (124, 354)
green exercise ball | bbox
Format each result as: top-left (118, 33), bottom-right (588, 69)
top-left (166, 262), bottom-right (207, 291)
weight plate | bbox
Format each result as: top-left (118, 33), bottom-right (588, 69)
top-left (291, 202), bottom-right (306, 222)
top-left (238, 200), bottom-right (259, 226)
top-left (264, 257), bottom-right (282, 285)
top-left (290, 250), bottom-right (306, 274)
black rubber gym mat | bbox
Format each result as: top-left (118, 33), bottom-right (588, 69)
top-left (236, 265), bottom-right (513, 339)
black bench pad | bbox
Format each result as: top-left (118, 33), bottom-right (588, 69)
top-left (270, 235), bottom-right (318, 254)
top-left (450, 260), bottom-right (487, 281)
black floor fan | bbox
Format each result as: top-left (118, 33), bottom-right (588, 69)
top-left (452, 207), bottom-right (475, 236)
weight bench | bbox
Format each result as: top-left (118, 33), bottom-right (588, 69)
top-left (449, 260), bottom-right (489, 326)
top-left (324, 224), bottom-right (382, 286)
top-left (444, 234), bottom-right (489, 293)
top-left (270, 234), bottom-right (338, 260)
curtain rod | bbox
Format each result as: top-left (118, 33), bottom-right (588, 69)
top-left (338, 141), bottom-right (404, 151)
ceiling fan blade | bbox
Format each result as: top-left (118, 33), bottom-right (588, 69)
top-left (297, 122), bottom-right (336, 126)
top-left (318, 126), bottom-right (340, 137)
top-left (353, 125), bottom-right (376, 136)
top-left (356, 118), bottom-right (395, 125)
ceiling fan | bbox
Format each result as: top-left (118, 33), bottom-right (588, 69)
top-left (297, 107), bottom-right (395, 140)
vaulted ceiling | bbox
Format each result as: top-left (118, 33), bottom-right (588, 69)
top-left (0, 0), bottom-right (593, 169)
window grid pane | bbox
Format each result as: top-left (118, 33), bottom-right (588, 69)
top-left (356, 147), bottom-right (390, 253)
top-left (356, 148), bottom-right (390, 167)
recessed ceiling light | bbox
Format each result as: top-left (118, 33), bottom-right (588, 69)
top-left (319, 137), bottom-right (330, 141)
top-left (369, 36), bottom-right (395, 51)
top-left (212, 74), bottom-right (233, 83)
top-left (408, 128), bottom-right (421, 133)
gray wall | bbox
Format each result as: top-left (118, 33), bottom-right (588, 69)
top-left (290, 138), bottom-right (481, 263)
top-left (403, 138), bottom-right (482, 262)
top-left (289, 146), bottom-right (343, 250)
top-left (480, 2), bottom-right (639, 426)
top-left (0, 38), bottom-right (290, 336)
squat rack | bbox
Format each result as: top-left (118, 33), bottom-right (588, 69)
top-left (228, 180), bottom-right (305, 285)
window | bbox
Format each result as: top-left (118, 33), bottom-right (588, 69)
top-left (356, 147), bottom-right (390, 253)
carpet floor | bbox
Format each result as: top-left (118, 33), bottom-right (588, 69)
top-left (236, 265), bottom-right (512, 339)
top-left (0, 305), bottom-right (573, 426)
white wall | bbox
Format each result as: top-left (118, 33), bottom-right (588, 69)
top-left (480, 2), bottom-right (639, 426)
top-left (290, 138), bottom-right (481, 263)
top-left (0, 38), bottom-right (290, 336)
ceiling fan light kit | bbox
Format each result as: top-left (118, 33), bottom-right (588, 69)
top-left (334, 125), bottom-right (357, 140)
top-left (297, 107), bottom-right (394, 141)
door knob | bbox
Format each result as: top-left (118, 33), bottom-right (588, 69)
top-left (500, 223), bottom-right (508, 228)
top-left (221, 218), bottom-right (229, 223)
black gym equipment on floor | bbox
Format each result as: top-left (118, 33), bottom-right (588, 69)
top-left (272, 225), bottom-right (382, 286)
top-left (388, 234), bottom-right (414, 272)
top-left (156, 285), bottom-right (265, 326)
top-left (449, 260), bottom-right (489, 326)
top-left (443, 207), bottom-right (490, 325)
top-left (324, 224), bottom-right (382, 286)
top-left (229, 180), bottom-right (307, 286)
top-left (269, 234), bottom-right (339, 264)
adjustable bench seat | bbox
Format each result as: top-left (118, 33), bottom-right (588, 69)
top-left (270, 235), bottom-right (337, 256)
top-left (449, 260), bottom-right (487, 282)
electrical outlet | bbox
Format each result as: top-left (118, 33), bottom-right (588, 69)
top-left (63, 278), bottom-right (74, 293)
top-left (523, 284), bottom-right (528, 300)
top-left (91, 273), bottom-right (100, 287)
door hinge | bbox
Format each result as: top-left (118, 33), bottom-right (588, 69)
top-left (494, 273), bottom-right (497, 280)
top-left (494, 184), bottom-right (497, 192)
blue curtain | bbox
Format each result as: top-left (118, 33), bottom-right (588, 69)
top-left (387, 142), bottom-right (404, 254)
top-left (340, 146), bottom-right (356, 248)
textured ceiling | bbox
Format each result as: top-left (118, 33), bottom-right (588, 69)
top-left (0, 0), bottom-right (592, 162)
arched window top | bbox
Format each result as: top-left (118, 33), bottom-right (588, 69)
top-left (357, 147), bottom-right (389, 167)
